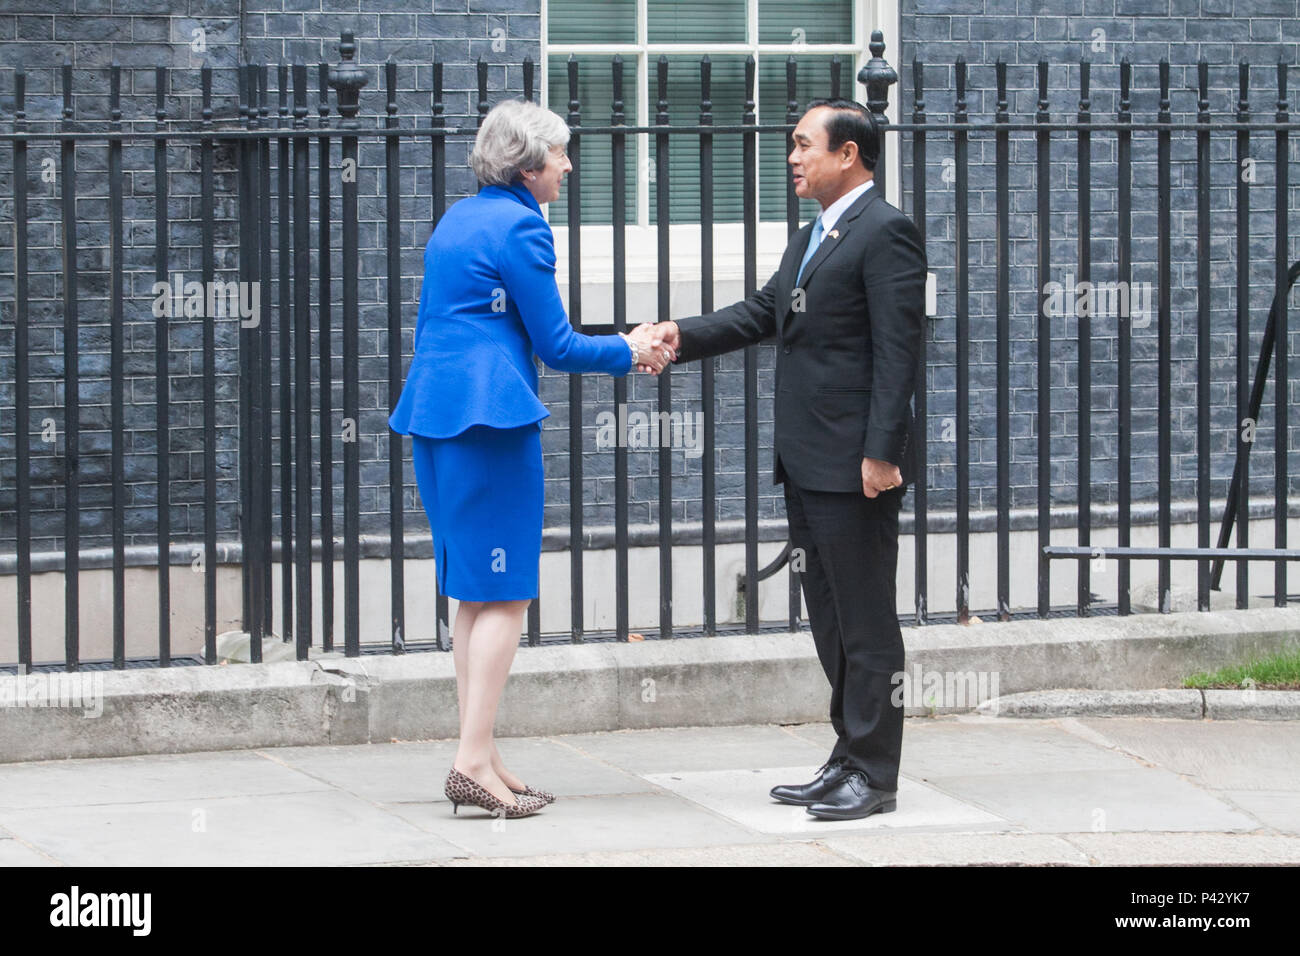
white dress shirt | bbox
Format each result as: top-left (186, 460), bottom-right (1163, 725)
top-left (815, 178), bottom-right (873, 235)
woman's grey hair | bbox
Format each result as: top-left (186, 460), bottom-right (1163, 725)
top-left (470, 99), bottom-right (571, 187)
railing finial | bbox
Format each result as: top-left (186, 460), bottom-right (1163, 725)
top-left (328, 30), bottom-right (369, 130)
top-left (858, 29), bottom-right (896, 117)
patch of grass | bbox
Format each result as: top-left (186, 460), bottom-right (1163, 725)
top-left (1183, 647), bottom-right (1300, 690)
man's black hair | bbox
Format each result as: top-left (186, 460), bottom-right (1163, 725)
top-left (803, 98), bottom-right (879, 172)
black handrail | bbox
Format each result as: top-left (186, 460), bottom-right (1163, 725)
top-left (737, 542), bottom-right (793, 594)
top-left (1210, 258), bottom-right (1300, 590)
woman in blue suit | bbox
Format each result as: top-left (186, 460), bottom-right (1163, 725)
top-left (389, 98), bottom-right (673, 818)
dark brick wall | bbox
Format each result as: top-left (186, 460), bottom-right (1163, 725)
top-left (0, 1), bottom-right (567, 556)
top-left (0, 1), bottom-right (246, 553)
top-left (897, 2), bottom-right (1300, 514)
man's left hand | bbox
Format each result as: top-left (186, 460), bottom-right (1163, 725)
top-left (861, 457), bottom-right (902, 498)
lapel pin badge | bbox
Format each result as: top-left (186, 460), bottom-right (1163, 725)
top-left (828, 229), bottom-right (839, 239)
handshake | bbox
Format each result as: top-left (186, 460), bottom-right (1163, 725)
top-left (620, 321), bottom-right (682, 375)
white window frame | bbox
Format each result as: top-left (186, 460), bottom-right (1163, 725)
top-left (541, 0), bottom-right (901, 288)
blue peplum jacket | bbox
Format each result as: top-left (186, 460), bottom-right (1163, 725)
top-left (389, 181), bottom-right (633, 439)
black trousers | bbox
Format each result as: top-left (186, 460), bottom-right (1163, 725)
top-left (783, 480), bottom-right (906, 792)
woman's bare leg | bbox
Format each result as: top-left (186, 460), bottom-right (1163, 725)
top-left (452, 598), bottom-right (530, 805)
top-left (489, 744), bottom-right (525, 791)
top-left (451, 600), bottom-right (525, 791)
top-left (451, 599), bottom-right (479, 727)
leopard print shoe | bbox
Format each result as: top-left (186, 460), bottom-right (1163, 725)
top-left (510, 784), bottom-right (556, 804)
top-left (445, 768), bottom-right (546, 818)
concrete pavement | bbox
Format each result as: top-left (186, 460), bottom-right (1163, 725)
top-left (1, 714), bottom-right (1297, 866)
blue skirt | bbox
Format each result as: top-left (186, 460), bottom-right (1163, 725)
top-left (411, 423), bottom-right (543, 602)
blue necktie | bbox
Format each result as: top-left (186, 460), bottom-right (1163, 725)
top-left (795, 216), bottom-right (824, 286)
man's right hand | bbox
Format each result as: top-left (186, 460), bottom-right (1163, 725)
top-left (626, 322), bottom-right (676, 373)
top-left (655, 321), bottom-right (681, 358)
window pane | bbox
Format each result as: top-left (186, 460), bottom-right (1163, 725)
top-left (648, 0), bottom-right (747, 43)
top-left (649, 55), bottom-right (748, 225)
top-left (758, 0), bottom-right (853, 44)
top-left (758, 54), bottom-right (844, 222)
top-left (547, 55), bottom-right (639, 227)
top-left (549, 0), bottom-right (636, 44)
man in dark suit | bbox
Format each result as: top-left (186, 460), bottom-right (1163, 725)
top-left (655, 99), bottom-right (926, 820)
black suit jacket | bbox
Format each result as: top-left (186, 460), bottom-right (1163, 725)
top-left (675, 183), bottom-right (927, 493)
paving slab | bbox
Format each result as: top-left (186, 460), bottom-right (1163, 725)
top-left (925, 768), bottom-right (1262, 834)
top-left (261, 740), bottom-right (460, 804)
top-left (643, 766), bottom-right (1008, 835)
top-left (1214, 791), bottom-right (1300, 832)
top-left (791, 715), bottom-right (1146, 780)
top-left (1072, 718), bottom-right (1300, 790)
top-left (822, 832), bottom-right (1091, 866)
top-left (0, 749), bottom-right (334, 811)
top-left (438, 843), bottom-right (857, 866)
top-left (266, 737), bottom-right (647, 803)
top-left (384, 791), bottom-right (769, 859)
top-left (550, 723), bottom-right (826, 774)
top-left (777, 721), bottom-right (841, 754)
top-left (1061, 831), bottom-right (1300, 865)
top-left (0, 836), bottom-right (59, 866)
top-left (0, 791), bottom-right (464, 867)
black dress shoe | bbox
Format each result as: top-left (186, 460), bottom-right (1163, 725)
top-left (806, 770), bottom-right (897, 820)
top-left (769, 757), bottom-right (850, 806)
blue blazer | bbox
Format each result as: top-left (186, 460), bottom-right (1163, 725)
top-left (389, 181), bottom-right (632, 439)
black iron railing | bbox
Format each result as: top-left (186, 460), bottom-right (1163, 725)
top-left (1, 30), bottom-right (1297, 673)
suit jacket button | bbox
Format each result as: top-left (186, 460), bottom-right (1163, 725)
top-left (783, 346), bottom-right (791, 354)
